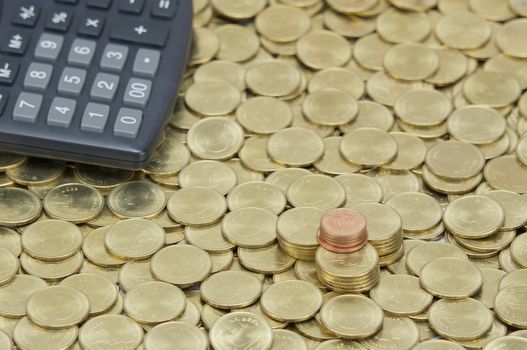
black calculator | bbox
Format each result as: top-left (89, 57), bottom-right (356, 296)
top-left (0, 0), bottom-right (192, 169)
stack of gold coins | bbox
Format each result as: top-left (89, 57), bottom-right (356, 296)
top-left (315, 243), bottom-right (380, 293)
top-left (353, 203), bottom-right (404, 266)
top-left (276, 207), bottom-right (325, 261)
top-left (316, 208), bottom-right (369, 253)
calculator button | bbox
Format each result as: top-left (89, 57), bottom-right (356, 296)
top-left (133, 49), bottom-right (160, 78)
top-left (47, 97), bottom-right (77, 128)
top-left (0, 92), bottom-right (8, 115)
top-left (56, 0), bottom-right (79, 3)
top-left (24, 63), bottom-right (53, 91)
top-left (45, 9), bottom-right (74, 32)
top-left (91, 73), bottom-right (120, 102)
top-left (114, 108), bottom-right (142, 138)
top-left (100, 44), bottom-right (129, 72)
top-left (34, 33), bottom-right (64, 62)
top-left (78, 15), bottom-right (105, 37)
top-left (152, 0), bottom-right (178, 19)
top-left (81, 103), bottom-right (110, 133)
top-left (3, 32), bottom-right (30, 55)
top-left (68, 39), bottom-right (97, 67)
top-left (13, 4), bottom-right (40, 27)
top-left (13, 93), bottom-right (43, 123)
top-left (110, 20), bottom-right (169, 47)
top-left (58, 67), bottom-right (87, 96)
top-left (87, 0), bottom-right (113, 9)
top-left (0, 59), bottom-right (20, 85)
top-left (124, 78), bottom-right (152, 108)
top-left (120, 0), bottom-right (146, 14)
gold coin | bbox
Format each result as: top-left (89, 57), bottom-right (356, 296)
top-left (104, 219), bottom-right (164, 260)
top-left (82, 227), bottom-right (126, 267)
top-left (5, 158), bottom-right (65, 186)
top-left (370, 275), bottom-right (432, 316)
top-left (265, 168), bottom-right (311, 193)
top-left (500, 269), bottom-right (527, 289)
top-left (261, 280), bottom-right (323, 322)
top-left (167, 187), bottom-right (226, 226)
top-left (315, 137), bottom-right (362, 175)
top-left (426, 47), bottom-right (468, 86)
top-left (425, 140), bottom-right (485, 181)
top-left (382, 133), bottom-right (426, 172)
top-left (271, 329), bottom-right (308, 349)
top-left (246, 60), bottom-right (302, 97)
top-left (228, 181), bottom-right (286, 215)
top-left (387, 240), bottom-right (423, 275)
top-left (394, 89), bottom-right (451, 127)
top-left (255, 5), bottom-right (310, 42)
top-left (499, 249), bottom-right (522, 272)
top-left (386, 192), bottom-right (442, 232)
top-left (484, 155), bottom-right (527, 194)
top-left (376, 8), bottom-right (430, 44)
top-left (444, 195), bottom-right (504, 239)
top-left (419, 257), bottom-right (483, 299)
top-left (303, 89), bottom-right (359, 126)
top-left (389, 0), bottom-right (436, 11)
top-left (236, 97), bottom-right (293, 135)
top-left (483, 336), bottom-right (527, 350)
top-left (239, 136), bottom-right (285, 173)
top-left (185, 81), bottom-right (240, 116)
top-left (0, 153), bottom-right (26, 171)
top-left (428, 298), bottom-right (493, 341)
top-left (124, 281), bottom-right (185, 324)
top-left (228, 257), bottom-right (265, 282)
top-left (22, 220), bottom-right (82, 261)
top-left (315, 244), bottom-right (379, 281)
top-left (277, 207), bottom-right (324, 248)
top-left (226, 158), bottom-right (265, 183)
top-left (335, 174), bottom-right (383, 206)
top-left (353, 34), bottom-right (392, 72)
top-left (189, 28), bottom-right (219, 66)
top-left (60, 273), bottom-right (118, 316)
top-left (214, 24), bottom-right (260, 62)
top-left (485, 53), bottom-right (527, 90)
top-left (221, 207), bottom-right (277, 248)
top-left (315, 339), bottom-right (366, 349)
top-left (0, 247), bottom-right (17, 286)
top-left (74, 164), bottom-right (135, 191)
top-left (482, 190), bottom-right (527, 230)
top-left (118, 260), bottom-right (155, 292)
top-left (511, 234), bottom-right (527, 268)
top-left (405, 242), bottom-right (467, 276)
top-left (0, 188), bottom-right (41, 227)
top-left (510, 0), bottom-right (527, 16)
top-left (194, 60), bottom-right (246, 91)
top-left (0, 173), bottom-right (13, 188)
top-left (235, 302), bottom-right (287, 330)
top-left (353, 203), bottom-right (402, 252)
top-left (144, 322), bottom-right (208, 350)
top-left (287, 174), bottom-right (346, 210)
top-left (509, 330), bottom-right (527, 339)
top-left (422, 166), bottom-right (482, 195)
top-left (319, 294), bottom-right (383, 339)
top-left (107, 181), bottom-right (166, 219)
top-left (201, 303), bottom-right (228, 330)
top-left (86, 205), bottom-right (121, 228)
top-left (0, 329), bottom-right (12, 350)
top-left (296, 30), bottom-right (352, 70)
top-left (267, 127), bottom-right (324, 167)
top-left (469, 0), bottom-right (515, 21)
top-left (295, 318), bottom-right (337, 341)
top-left (340, 127), bottom-right (398, 167)
top-left (323, 8), bottom-right (375, 38)
top-left (0, 275), bottom-right (47, 318)
top-left (375, 171), bottom-right (421, 201)
top-left (436, 11), bottom-right (491, 49)
top-left (26, 286), bottom-right (89, 329)
top-left (448, 106), bottom-right (506, 145)
top-left (186, 117), bottom-right (244, 160)
top-left (308, 68), bottom-right (365, 99)
top-left (13, 317), bottom-right (77, 350)
top-left (143, 141), bottom-right (191, 176)
top-left (185, 223), bottom-right (234, 253)
top-left (211, 0), bottom-right (266, 20)
top-left (238, 244), bottom-right (296, 274)
top-left (210, 251), bottom-right (233, 273)
top-left (496, 19), bottom-right (527, 59)
top-left (291, 105), bottom-right (336, 139)
top-left (455, 229), bottom-right (516, 254)
top-left (200, 271), bottom-right (262, 309)
top-left (359, 316), bottom-right (419, 350)
top-left (79, 315), bottom-right (143, 350)
top-left (210, 312), bottom-right (273, 350)
top-left (151, 245), bottom-right (212, 287)
top-left (326, 0), bottom-right (378, 14)
top-left (464, 71), bottom-right (520, 109)
top-left (20, 251), bottom-right (83, 281)
top-left (43, 184), bottom-right (104, 224)
top-left (474, 268), bottom-right (506, 309)
top-left (384, 44), bottom-right (438, 81)
top-left (495, 284), bottom-right (527, 328)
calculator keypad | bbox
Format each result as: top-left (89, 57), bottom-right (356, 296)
top-left (24, 63), bottom-right (53, 91)
top-left (35, 33), bottom-right (64, 61)
top-left (47, 97), bottom-right (76, 127)
top-left (13, 92), bottom-right (43, 123)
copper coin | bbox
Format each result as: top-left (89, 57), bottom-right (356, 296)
top-left (317, 230), bottom-right (368, 254)
top-left (319, 208), bottom-right (367, 243)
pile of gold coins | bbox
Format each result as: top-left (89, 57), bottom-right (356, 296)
top-left (2, 0), bottom-right (527, 348)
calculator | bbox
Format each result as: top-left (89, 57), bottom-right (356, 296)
top-left (0, 0), bottom-right (192, 169)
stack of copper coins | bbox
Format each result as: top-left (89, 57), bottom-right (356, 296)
top-left (317, 208), bottom-right (369, 253)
